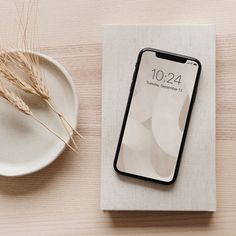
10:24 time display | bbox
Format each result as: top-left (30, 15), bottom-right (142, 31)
top-left (151, 69), bottom-right (181, 85)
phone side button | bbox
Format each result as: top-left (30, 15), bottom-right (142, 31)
top-left (192, 90), bottom-right (197, 104)
top-left (130, 80), bottom-right (134, 91)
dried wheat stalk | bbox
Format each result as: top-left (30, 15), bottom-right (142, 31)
top-left (1, 51), bottom-right (81, 150)
top-left (0, 1), bottom-right (80, 153)
top-left (8, 51), bottom-right (82, 137)
top-left (0, 82), bottom-right (78, 153)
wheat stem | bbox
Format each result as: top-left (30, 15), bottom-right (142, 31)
top-left (46, 100), bottom-right (83, 138)
top-left (31, 114), bottom-right (78, 153)
top-left (51, 107), bottom-right (79, 150)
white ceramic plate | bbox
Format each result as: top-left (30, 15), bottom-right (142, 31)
top-left (0, 51), bottom-right (78, 176)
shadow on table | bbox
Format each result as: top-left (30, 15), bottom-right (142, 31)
top-left (108, 211), bottom-right (213, 229)
top-left (0, 149), bottom-right (75, 195)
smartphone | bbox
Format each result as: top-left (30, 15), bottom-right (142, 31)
top-left (113, 48), bottom-right (201, 184)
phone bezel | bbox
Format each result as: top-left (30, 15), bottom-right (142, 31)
top-left (113, 48), bottom-right (202, 185)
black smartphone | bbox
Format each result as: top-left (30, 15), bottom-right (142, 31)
top-left (113, 48), bottom-right (201, 184)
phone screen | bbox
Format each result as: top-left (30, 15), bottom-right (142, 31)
top-left (115, 49), bottom-right (200, 183)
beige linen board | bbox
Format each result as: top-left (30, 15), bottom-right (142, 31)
top-left (101, 25), bottom-right (216, 211)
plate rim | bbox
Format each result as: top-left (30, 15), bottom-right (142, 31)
top-left (0, 50), bottom-right (79, 176)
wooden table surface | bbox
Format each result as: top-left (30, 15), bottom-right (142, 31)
top-left (0, 0), bottom-right (235, 235)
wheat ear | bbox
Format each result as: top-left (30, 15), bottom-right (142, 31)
top-left (0, 82), bottom-right (32, 115)
top-left (0, 56), bottom-right (37, 95)
top-left (0, 82), bottom-right (77, 153)
top-left (6, 51), bottom-right (49, 99)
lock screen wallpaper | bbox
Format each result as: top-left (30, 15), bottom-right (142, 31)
top-left (116, 50), bottom-right (199, 182)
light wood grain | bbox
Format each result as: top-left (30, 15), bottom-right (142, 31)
top-left (0, 0), bottom-right (235, 235)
